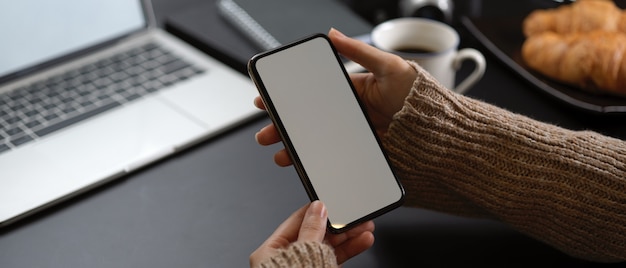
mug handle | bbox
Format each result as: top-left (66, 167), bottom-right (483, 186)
top-left (452, 48), bottom-right (486, 95)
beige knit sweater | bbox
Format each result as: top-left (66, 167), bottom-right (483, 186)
top-left (259, 63), bottom-right (626, 267)
top-left (258, 241), bottom-right (337, 268)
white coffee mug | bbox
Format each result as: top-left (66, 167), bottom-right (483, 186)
top-left (371, 18), bottom-right (486, 94)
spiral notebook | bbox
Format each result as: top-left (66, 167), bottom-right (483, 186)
top-left (216, 0), bottom-right (372, 50)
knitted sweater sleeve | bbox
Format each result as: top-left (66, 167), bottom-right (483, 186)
top-left (257, 241), bottom-right (337, 268)
top-left (382, 62), bottom-right (626, 262)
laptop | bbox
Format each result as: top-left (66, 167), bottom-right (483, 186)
top-left (0, 0), bottom-right (261, 226)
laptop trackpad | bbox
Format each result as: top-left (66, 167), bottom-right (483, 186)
top-left (0, 97), bottom-right (206, 219)
top-left (41, 97), bottom-right (206, 173)
top-left (158, 70), bottom-right (260, 130)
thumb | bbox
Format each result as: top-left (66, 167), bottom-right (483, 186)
top-left (298, 200), bottom-right (328, 242)
top-left (328, 28), bottom-right (404, 76)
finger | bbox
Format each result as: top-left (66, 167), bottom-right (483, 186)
top-left (274, 149), bottom-right (293, 167)
top-left (254, 96), bottom-right (266, 110)
top-left (298, 201), bottom-right (328, 242)
top-left (334, 231), bottom-right (375, 264)
top-left (250, 203), bottom-right (311, 267)
top-left (329, 28), bottom-right (403, 76)
top-left (255, 124), bottom-right (281, 146)
top-left (263, 203), bottom-right (311, 248)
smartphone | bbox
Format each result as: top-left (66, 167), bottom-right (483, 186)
top-left (248, 34), bottom-right (404, 233)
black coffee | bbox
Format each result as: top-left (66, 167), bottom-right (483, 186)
top-left (395, 46), bottom-right (435, 54)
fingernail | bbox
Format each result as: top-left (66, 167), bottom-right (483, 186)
top-left (330, 28), bottom-right (346, 38)
top-left (254, 131), bottom-right (260, 143)
top-left (311, 200), bottom-right (327, 218)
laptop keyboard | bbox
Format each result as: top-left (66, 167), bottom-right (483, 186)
top-left (0, 42), bottom-right (205, 154)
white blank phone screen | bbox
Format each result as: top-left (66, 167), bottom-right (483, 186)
top-left (253, 36), bottom-right (403, 230)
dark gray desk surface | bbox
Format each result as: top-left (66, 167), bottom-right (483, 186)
top-left (1, 1), bottom-right (625, 267)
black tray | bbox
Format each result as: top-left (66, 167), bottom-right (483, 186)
top-left (461, 15), bottom-right (626, 114)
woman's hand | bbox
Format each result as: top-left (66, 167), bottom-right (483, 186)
top-left (254, 28), bottom-right (417, 166)
top-left (250, 201), bottom-right (375, 267)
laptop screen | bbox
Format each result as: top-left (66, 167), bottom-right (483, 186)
top-left (0, 0), bottom-right (145, 78)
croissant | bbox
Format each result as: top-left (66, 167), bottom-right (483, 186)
top-left (523, 0), bottom-right (626, 37)
top-left (522, 31), bottom-right (626, 95)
